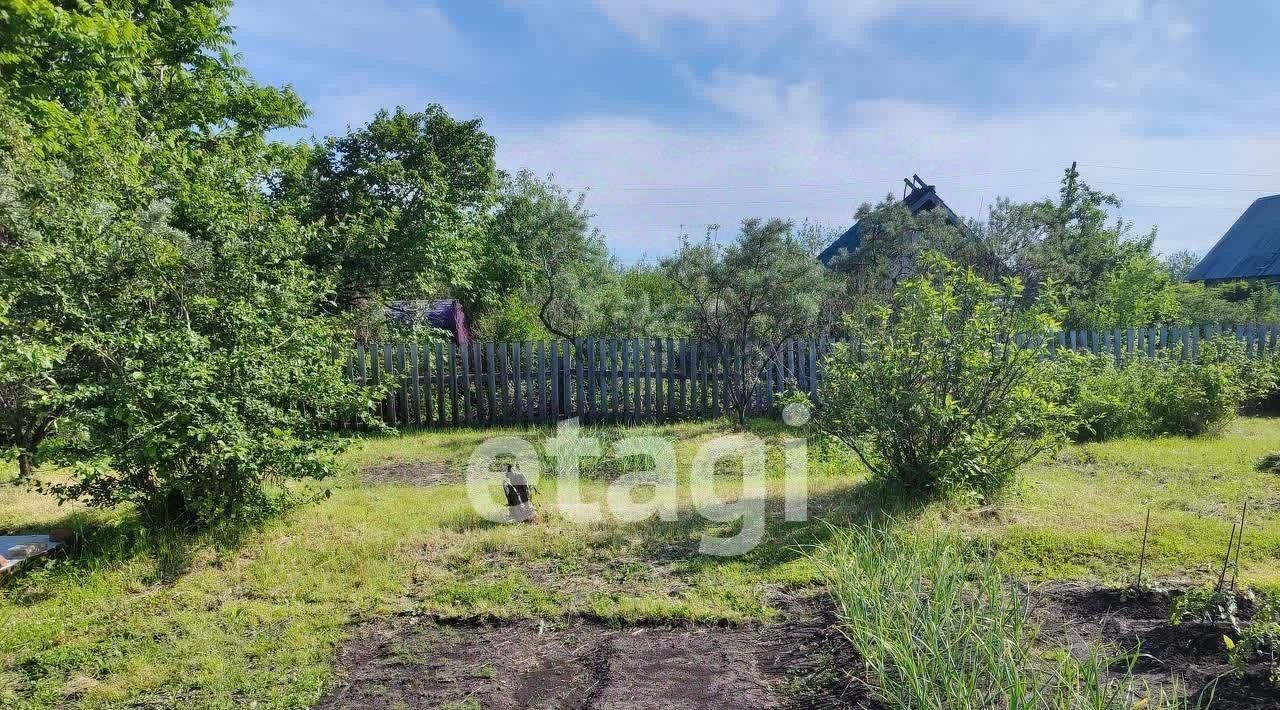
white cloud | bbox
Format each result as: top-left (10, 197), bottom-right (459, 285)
top-left (583, 0), bottom-right (785, 46)
top-left (492, 80), bottom-right (1280, 260)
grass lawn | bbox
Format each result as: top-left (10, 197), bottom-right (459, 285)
top-left (2, 417), bottom-right (1279, 708)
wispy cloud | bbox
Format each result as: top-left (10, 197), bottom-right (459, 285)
top-left (230, 0), bottom-right (1276, 262)
top-left (229, 1), bottom-right (466, 71)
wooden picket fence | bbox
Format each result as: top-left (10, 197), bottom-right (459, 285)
top-left (341, 338), bottom-right (826, 429)
top-left (345, 324), bottom-right (1280, 429)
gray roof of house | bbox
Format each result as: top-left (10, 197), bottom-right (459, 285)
top-left (1186, 195), bottom-right (1280, 282)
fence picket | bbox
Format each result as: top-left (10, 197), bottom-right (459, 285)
top-left (383, 344), bottom-right (397, 425)
top-left (353, 324), bottom-right (1280, 428)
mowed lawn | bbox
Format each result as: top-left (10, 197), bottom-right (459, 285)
top-left (2, 417), bottom-right (1279, 708)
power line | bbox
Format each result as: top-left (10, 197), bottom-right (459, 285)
top-left (598, 168), bottom-right (1047, 192)
top-left (1091, 180), bottom-right (1279, 193)
top-left (1080, 163), bottom-right (1280, 179)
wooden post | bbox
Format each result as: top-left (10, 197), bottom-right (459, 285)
top-left (448, 342), bottom-right (459, 424)
top-left (410, 343), bottom-right (422, 427)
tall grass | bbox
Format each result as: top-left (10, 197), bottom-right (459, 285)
top-left (812, 525), bottom-right (1183, 709)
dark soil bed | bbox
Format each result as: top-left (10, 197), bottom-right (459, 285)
top-left (361, 460), bottom-right (460, 487)
top-left (1033, 583), bottom-right (1279, 709)
top-left (317, 592), bottom-right (873, 709)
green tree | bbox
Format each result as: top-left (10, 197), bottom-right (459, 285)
top-left (1173, 281), bottom-right (1280, 325)
top-left (1162, 250), bottom-right (1200, 282)
top-left (1091, 253), bottom-right (1181, 328)
top-left (664, 219), bottom-right (835, 427)
top-left (280, 105), bottom-right (498, 310)
top-left (829, 195), bottom-right (982, 304)
top-left (598, 261), bottom-right (690, 337)
top-left (1024, 165), bottom-right (1159, 327)
top-left (478, 171), bottom-right (613, 340)
top-left (1, 0), bottom-right (365, 524)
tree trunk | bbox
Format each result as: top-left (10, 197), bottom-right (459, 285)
top-left (17, 451), bottom-right (34, 480)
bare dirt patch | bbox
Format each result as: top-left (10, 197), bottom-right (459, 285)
top-left (1033, 583), bottom-right (1278, 709)
top-left (318, 593), bottom-right (873, 709)
top-left (361, 460), bottom-right (461, 487)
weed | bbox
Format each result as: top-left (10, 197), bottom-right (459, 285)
top-left (1226, 595), bottom-right (1280, 687)
top-left (813, 524), bottom-right (1182, 709)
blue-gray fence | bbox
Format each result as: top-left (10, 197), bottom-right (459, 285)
top-left (346, 324), bottom-right (1280, 428)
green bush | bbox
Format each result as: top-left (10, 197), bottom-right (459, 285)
top-left (819, 255), bottom-right (1072, 498)
top-left (1048, 337), bottom-right (1275, 441)
top-left (1045, 352), bottom-right (1148, 441)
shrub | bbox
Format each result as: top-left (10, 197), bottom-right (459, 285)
top-left (1144, 338), bottom-right (1256, 436)
top-left (1048, 337), bottom-right (1273, 442)
top-left (1044, 352), bottom-right (1148, 441)
top-left (819, 255), bottom-right (1071, 498)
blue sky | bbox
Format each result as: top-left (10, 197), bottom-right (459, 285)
top-left (229, 0), bottom-right (1280, 262)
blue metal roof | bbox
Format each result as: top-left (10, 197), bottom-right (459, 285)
top-left (818, 177), bottom-right (959, 266)
top-left (817, 223), bottom-right (864, 266)
top-left (1187, 195), bottom-right (1280, 282)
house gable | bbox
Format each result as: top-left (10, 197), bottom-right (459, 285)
top-left (818, 175), bottom-right (959, 267)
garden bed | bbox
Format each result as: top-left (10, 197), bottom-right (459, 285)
top-left (317, 592), bottom-right (870, 709)
top-left (1034, 583), bottom-right (1279, 709)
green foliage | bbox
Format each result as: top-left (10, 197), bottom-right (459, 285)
top-left (1162, 250), bottom-right (1200, 283)
top-left (978, 166), bottom-right (1180, 329)
top-left (1170, 584), bottom-right (1240, 628)
top-left (1229, 596), bottom-right (1279, 686)
top-left (0, 0), bottom-right (367, 525)
top-left (280, 104), bottom-right (498, 309)
top-left (1047, 338), bottom-right (1274, 441)
top-left (1044, 352), bottom-right (1150, 442)
top-left (1173, 281), bottom-right (1280, 325)
top-left (1091, 253), bottom-right (1181, 328)
top-left (830, 194), bottom-right (983, 303)
top-left (1173, 586), bottom-right (1279, 687)
top-left (819, 255), bottom-right (1071, 498)
top-left (471, 294), bottom-right (549, 342)
top-left (814, 526), bottom-right (1173, 709)
top-left (1145, 338), bottom-right (1270, 436)
top-left (664, 218), bottom-right (836, 425)
top-left (478, 171), bottom-right (612, 338)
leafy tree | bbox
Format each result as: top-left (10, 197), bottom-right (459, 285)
top-left (279, 105), bottom-right (498, 310)
top-left (1162, 250), bottom-right (1200, 282)
top-left (974, 164), bottom-right (1175, 328)
top-left (598, 261), bottom-right (690, 337)
top-left (1, 0), bottom-right (366, 524)
top-left (478, 171), bottom-right (613, 340)
top-left (828, 195), bottom-right (982, 304)
top-left (1090, 253), bottom-right (1181, 328)
top-left (1173, 281), bottom-right (1280, 325)
top-left (664, 218), bottom-right (835, 427)
top-left (819, 255), bottom-right (1071, 497)
top-left (470, 294), bottom-right (549, 342)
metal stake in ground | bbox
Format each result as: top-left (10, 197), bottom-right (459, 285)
top-left (1230, 499), bottom-right (1247, 592)
top-left (1217, 522), bottom-right (1237, 592)
top-left (1135, 508), bottom-right (1151, 591)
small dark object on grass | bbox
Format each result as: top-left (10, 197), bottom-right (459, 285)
top-left (1256, 453), bottom-right (1280, 473)
top-left (502, 464), bottom-right (537, 523)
